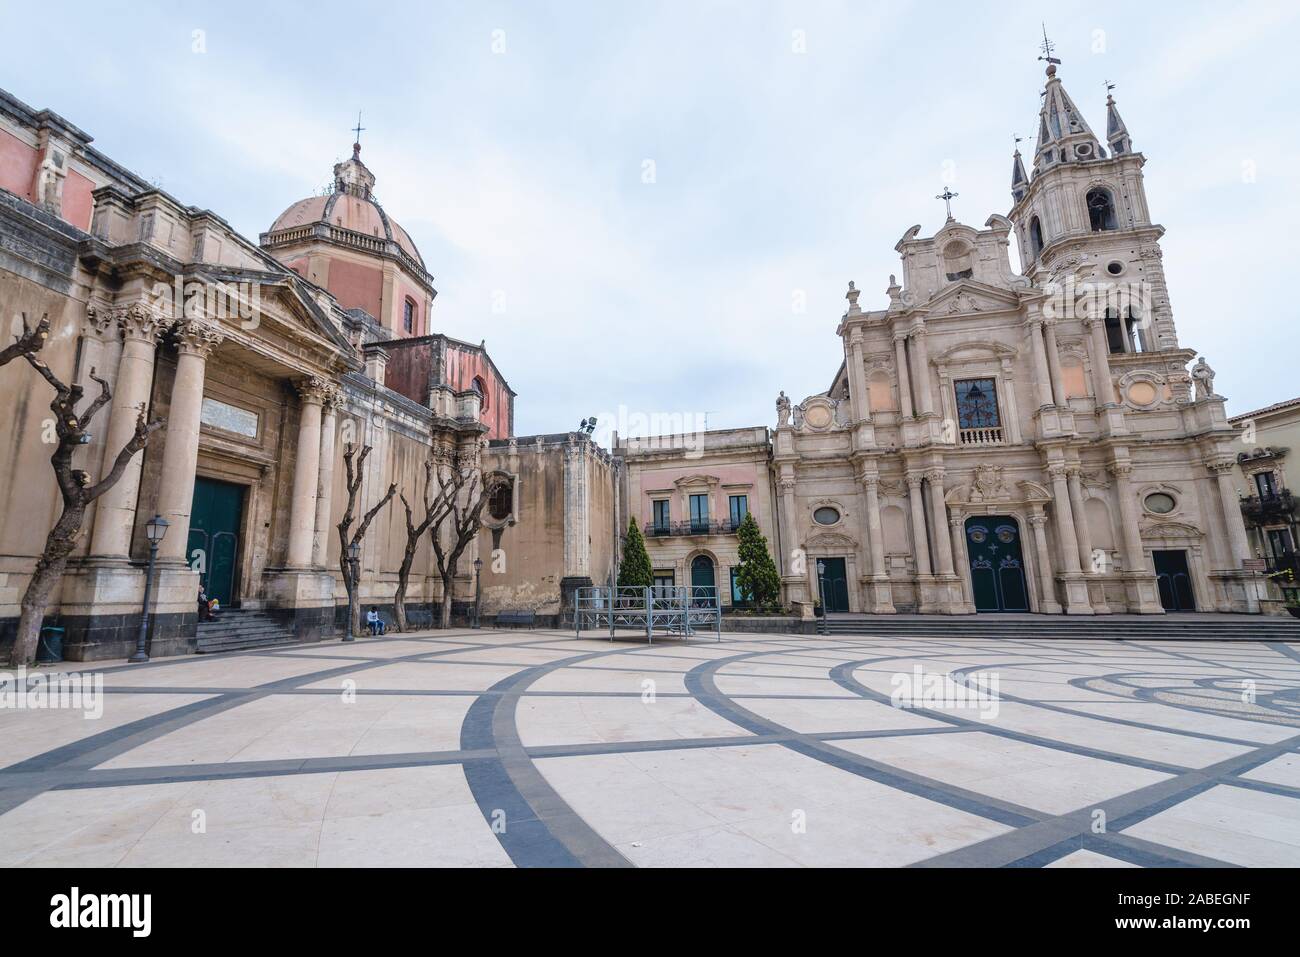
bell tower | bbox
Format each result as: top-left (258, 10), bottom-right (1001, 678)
top-left (1008, 54), bottom-right (1179, 352)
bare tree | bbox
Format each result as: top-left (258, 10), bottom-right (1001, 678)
top-left (0, 313), bottom-right (50, 369)
top-left (430, 464), bottom-right (500, 629)
top-left (336, 443), bottom-right (396, 638)
top-left (8, 354), bottom-right (163, 666)
top-left (393, 459), bottom-right (456, 632)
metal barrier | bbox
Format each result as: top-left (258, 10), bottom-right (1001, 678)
top-left (574, 585), bottom-right (721, 643)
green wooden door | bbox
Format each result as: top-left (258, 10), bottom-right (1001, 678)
top-left (1153, 549), bottom-right (1195, 612)
top-left (188, 477), bottom-right (245, 606)
top-left (965, 517), bottom-right (1029, 612)
top-left (818, 557), bottom-right (850, 612)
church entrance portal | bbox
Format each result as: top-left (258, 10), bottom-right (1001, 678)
top-left (965, 516), bottom-right (1029, 612)
top-left (188, 477), bottom-right (246, 607)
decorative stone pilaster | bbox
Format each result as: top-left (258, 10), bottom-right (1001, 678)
top-left (925, 469), bottom-right (956, 578)
top-left (909, 324), bottom-right (934, 417)
top-left (1208, 458), bottom-right (1251, 566)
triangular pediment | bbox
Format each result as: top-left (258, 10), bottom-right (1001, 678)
top-left (922, 279), bottom-right (1022, 316)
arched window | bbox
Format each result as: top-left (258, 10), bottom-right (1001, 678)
top-left (403, 297), bottom-right (417, 334)
top-left (488, 476), bottom-right (513, 522)
top-left (942, 241), bottom-right (974, 282)
top-left (1086, 187), bottom-right (1118, 231)
top-left (1028, 216), bottom-right (1044, 259)
top-left (1104, 308), bottom-right (1147, 354)
top-left (471, 375), bottom-right (488, 411)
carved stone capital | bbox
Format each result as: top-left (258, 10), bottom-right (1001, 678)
top-left (296, 375), bottom-right (332, 405)
top-left (120, 302), bottom-right (169, 344)
top-left (906, 473), bottom-right (925, 490)
top-left (1107, 462), bottom-right (1133, 479)
top-left (173, 318), bottom-right (224, 359)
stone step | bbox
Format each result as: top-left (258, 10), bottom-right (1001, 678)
top-left (820, 615), bottom-right (1300, 640)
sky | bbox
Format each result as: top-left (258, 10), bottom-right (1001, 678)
top-left (3, 0), bottom-right (1298, 437)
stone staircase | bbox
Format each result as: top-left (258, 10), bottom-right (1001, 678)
top-left (821, 613), bottom-right (1300, 642)
top-left (196, 609), bottom-right (298, 654)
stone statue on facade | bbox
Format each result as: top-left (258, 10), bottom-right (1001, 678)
top-left (1190, 356), bottom-right (1215, 400)
top-left (776, 390), bottom-right (791, 427)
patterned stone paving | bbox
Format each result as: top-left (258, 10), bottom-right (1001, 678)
top-left (1, 629), bottom-right (1298, 867)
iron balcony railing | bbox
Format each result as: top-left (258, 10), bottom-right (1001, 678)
top-left (647, 520), bottom-right (741, 538)
top-left (1240, 490), bottom-right (1295, 525)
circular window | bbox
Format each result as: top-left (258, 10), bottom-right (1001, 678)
top-left (1106, 261), bottom-right (1124, 276)
top-left (813, 507), bottom-right (841, 526)
top-left (1144, 492), bottom-right (1176, 514)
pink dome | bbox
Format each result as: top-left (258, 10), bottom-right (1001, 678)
top-left (266, 146), bottom-right (425, 267)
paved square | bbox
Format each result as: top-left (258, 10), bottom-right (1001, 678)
top-left (2, 630), bottom-right (1298, 867)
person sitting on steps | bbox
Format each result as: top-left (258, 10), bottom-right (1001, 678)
top-left (366, 607), bottom-right (386, 636)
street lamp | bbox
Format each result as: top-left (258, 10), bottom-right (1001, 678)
top-left (344, 540), bottom-right (361, 642)
top-left (816, 560), bottom-right (827, 618)
top-left (130, 515), bottom-right (169, 664)
top-left (473, 556), bottom-right (484, 629)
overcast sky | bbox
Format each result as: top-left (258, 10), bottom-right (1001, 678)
top-left (4, 0), bottom-right (1297, 435)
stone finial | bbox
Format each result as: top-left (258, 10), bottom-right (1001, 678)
top-left (845, 281), bottom-right (861, 317)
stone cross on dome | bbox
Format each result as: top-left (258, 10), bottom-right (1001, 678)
top-left (351, 111), bottom-right (366, 158)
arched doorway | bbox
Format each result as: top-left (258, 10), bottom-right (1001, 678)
top-left (965, 516), bottom-right (1029, 612)
top-left (690, 554), bottom-right (716, 603)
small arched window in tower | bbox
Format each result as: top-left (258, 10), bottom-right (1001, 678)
top-left (471, 375), bottom-right (488, 412)
top-left (1028, 216), bottom-right (1045, 260)
top-left (1086, 187), bottom-right (1118, 232)
top-left (403, 297), bottom-right (416, 334)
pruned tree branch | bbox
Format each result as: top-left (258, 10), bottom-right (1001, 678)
top-left (0, 313), bottom-right (49, 369)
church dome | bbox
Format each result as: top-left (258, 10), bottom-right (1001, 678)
top-left (267, 144), bottom-right (425, 268)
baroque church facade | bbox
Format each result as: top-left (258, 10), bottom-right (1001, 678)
top-left (622, 63), bottom-right (1257, 618)
top-left (0, 86), bottom-right (616, 660)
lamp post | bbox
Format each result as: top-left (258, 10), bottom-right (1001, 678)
top-left (345, 540), bottom-right (360, 642)
top-left (130, 515), bottom-right (169, 664)
top-left (473, 556), bottom-right (483, 629)
top-left (816, 560), bottom-right (827, 616)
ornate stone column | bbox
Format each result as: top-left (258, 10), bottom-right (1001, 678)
top-left (1066, 467), bottom-right (1094, 571)
top-left (894, 334), bottom-right (914, 419)
top-left (1108, 460), bottom-right (1164, 613)
top-left (1029, 320), bottom-right (1054, 408)
top-left (1047, 464), bottom-right (1083, 575)
top-left (925, 469), bottom-right (955, 577)
top-left (906, 474), bottom-right (932, 577)
top-left (1043, 320), bottom-right (1065, 405)
top-left (156, 319), bottom-right (224, 562)
top-left (1027, 507), bottom-right (1061, 613)
top-left (89, 304), bottom-right (168, 558)
top-left (1084, 316), bottom-right (1115, 404)
top-left (847, 329), bottom-right (871, 422)
top-left (287, 377), bottom-right (328, 568)
top-left (1208, 459), bottom-right (1251, 564)
top-left (859, 468), bottom-right (895, 613)
top-left (312, 387), bottom-right (342, 568)
top-left (949, 512), bottom-right (973, 612)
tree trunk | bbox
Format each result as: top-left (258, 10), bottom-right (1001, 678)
top-left (394, 548), bottom-right (417, 632)
top-left (439, 563), bottom-right (457, 629)
top-left (10, 505), bottom-right (85, 666)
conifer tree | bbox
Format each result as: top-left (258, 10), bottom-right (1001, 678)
top-left (734, 512), bottom-right (781, 610)
top-left (617, 517), bottom-right (654, 589)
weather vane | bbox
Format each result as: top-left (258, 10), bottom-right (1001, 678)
top-left (935, 186), bottom-right (959, 220)
top-left (1038, 23), bottom-right (1060, 66)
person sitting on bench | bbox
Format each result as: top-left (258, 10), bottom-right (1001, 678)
top-left (366, 607), bottom-right (386, 636)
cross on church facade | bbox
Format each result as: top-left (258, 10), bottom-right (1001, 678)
top-left (935, 187), bottom-right (959, 220)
